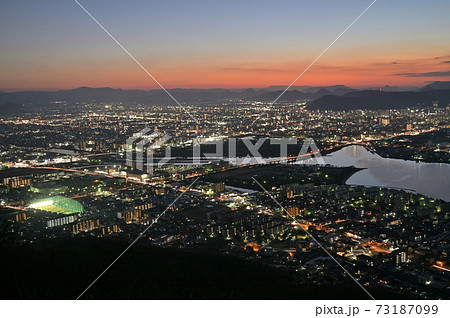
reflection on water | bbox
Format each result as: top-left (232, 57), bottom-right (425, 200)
top-left (324, 145), bottom-right (450, 202)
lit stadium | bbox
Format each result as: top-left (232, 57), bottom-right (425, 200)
top-left (28, 196), bottom-right (83, 214)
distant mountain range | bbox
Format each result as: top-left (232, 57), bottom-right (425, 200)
top-left (421, 81), bottom-right (450, 91)
top-left (244, 86), bottom-right (357, 102)
top-left (1, 81), bottom-right (450, 113)
top-left (309, 89), bottom-right (450, 110)
top-left (0, 86), bottom-right (270, 105)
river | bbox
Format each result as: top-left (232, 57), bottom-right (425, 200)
top-left (323, 145), bottom-right (450, 202)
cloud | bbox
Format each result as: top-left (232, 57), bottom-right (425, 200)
top-left (441, 61), bottom-right (450, 64)
top-left (372, 61), bottom-right (400, 66)
top-left (434, 55), bottom-right (450, 60)
top-left (395, 71), bottom-right (450, 77)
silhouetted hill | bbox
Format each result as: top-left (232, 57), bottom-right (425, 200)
top-left (0, 102), bottom-right (29, 116)
top-left (1, 82), bottom-right (448, 108)
top-left (308, 89), bottom-right (450, 110)
top-left (303, 85), bottom-right (355, 95)
top-left (421, 81), bottom-right (450, 91)
top-left (264, 85), bottom-right (355, 95)
top-left (0, 85), bottom-right (360, 105)
top-left (0, 87), bottom-right (268, 105)
top-left (248, 88), bottom-right (334, 102)
top-left (329, 86), bottom-right (358, 95)
top-left (1, 86), bottom-right (347, 105)
top-left (366, 85), bottom-right (419, 92)
top-left (0, 238), bottom-right (410, 299)
top-left (316, 88), bottom-right (331, 96)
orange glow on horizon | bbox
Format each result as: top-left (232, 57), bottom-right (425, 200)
top-left (2, 53), bottom-right (450, 91)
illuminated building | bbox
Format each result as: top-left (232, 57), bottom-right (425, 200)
top-left (46, 214), bottom-right (78, 228)
top-left (117, 209), bottom-right (142, 223)
top-left (100, 224), bottom-right (121, 236)
top-left (30, 182), bottom-right (68, 195)
top-left (126, 171), bottom-right (149, 182)
top-left (286, 190), bottom-right (294, 199)
top-left (28, 196), bottom-right (83, 214)
top-left (1, 176), bottom-right (31, 188)
top-left (214, 182), bottom-right (225, 193)
top-left (392, 249), bottom-right (407, 267)
top-left (73, 219), bottom-right (101, 234)
top-left (287, 206), bottom-right (300, 217)
top-left (15, 213), bottom-right (29, 222)
top-left (134, 202), bottom-right (153, 211)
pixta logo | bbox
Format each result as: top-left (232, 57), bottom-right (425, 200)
top-left (126, 128), bottom-right (324, 173)
top-left (192, 137), bottom-right (325, 166)
top-left (126, 129), bottom-right (172, 174)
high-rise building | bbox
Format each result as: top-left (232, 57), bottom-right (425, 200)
top-left (117, 209), bottom-right (142, 223)
top-left (72, 219), bottom-right (101, 234)
top-left (214, 182), bottom-right (225, 193)
top-left (287, 206), bottom-right (299, 216)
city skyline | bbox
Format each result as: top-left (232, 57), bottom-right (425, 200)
top-left (1, 0), bottom-right (450, 91)
top-left (1, 0), bottom-right (450, 306)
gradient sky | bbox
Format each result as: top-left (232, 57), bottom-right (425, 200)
top-left (1, 0), bottom-right (450, 91)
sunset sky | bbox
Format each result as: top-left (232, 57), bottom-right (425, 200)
top-left (1, 0), bottom-right (450, 91)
